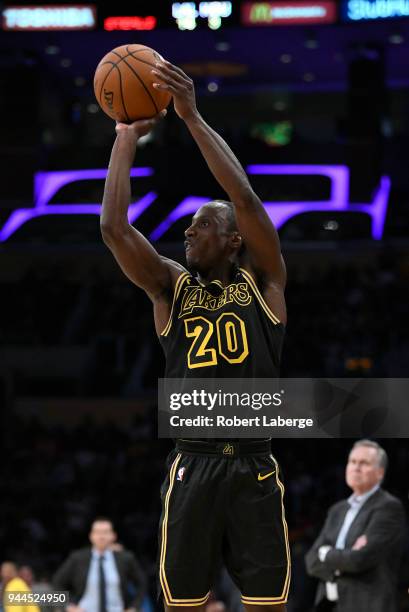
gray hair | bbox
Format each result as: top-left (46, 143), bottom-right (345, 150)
top-left (351, 439), bottom-right (388, 471)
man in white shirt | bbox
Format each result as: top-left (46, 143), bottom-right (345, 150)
top-left (305, 440), bottom-right (406, 612)
top-left (53, 517), bottom-right (146, 612)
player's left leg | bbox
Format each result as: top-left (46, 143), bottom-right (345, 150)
top-left (224, 451), bottom-right (290, 608)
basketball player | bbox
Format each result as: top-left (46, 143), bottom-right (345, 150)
top-left (101, 60), bottom-right (289, 611)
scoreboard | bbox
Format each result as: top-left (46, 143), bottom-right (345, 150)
top-left (2, 1), bottom-right (409, 31)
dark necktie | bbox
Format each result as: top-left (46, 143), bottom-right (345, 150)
top-left (98, 554), bottom-right (107, 612)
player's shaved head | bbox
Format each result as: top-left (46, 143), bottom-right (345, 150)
top-left (207, 199), bottom-right (238, 232)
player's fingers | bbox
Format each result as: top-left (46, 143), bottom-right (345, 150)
top-left (129, 111), bottom-right (166, 130)
top-left (152, 69), bottom-right (190, 96)
top-left (115, 121), bottom-right (130, 133)
top-left (154, 62), bottom-right (191, 85)
top-left (144, 109), bottom-right (167, 120)
top-left (145, 110), bottom-right (167, 125)
top-left (151, 69), bottom-right (181, 88)
top-left (151, 67), bottom-right (170, 81)
top-left (153, 82), bottom-right (178, 94)
top-left (163, 60), bottom-right (191, 81)
top-left (152, 76), bottom-right (181, 93)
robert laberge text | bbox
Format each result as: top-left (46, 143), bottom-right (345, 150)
top-left (169, 415), bottom-right (314, 429)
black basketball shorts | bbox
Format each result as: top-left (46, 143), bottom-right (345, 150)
top-left (157, 439), bottom-right (290, 607)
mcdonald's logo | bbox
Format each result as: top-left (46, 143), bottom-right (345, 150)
top-left (249, 3), bottom-right (272, 22)
top-left (241, 2), bottom-right (337, 26)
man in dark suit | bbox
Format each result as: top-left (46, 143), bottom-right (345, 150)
top-left (53, 517), bottom-right (146, 612)
top-left (305, 439), bottom-right (406, 612)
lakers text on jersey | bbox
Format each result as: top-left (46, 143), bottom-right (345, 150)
top-left (159, 268), bottom-right (285, 378)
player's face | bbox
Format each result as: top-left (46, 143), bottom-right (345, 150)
top-left (346, 446), bottom-right (384, 495)
top-left (184, 204), bottom-right (233, 270)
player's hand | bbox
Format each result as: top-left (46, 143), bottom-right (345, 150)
top-left (115, 110), bottom-right (167, 139)
top-left (352, 534), bottom-right (368, 550)
top-left (151, 60), bottom-right (198, 121)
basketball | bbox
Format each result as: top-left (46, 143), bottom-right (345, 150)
top-left (93, 44), bottom-right (172, 122)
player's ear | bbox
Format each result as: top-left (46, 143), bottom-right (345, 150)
top-left (230, 232), bottom-right (242, 250)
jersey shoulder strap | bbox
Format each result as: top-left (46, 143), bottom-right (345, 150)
top-left (239, 267), bottom-right (281, 325)
top-left (160, 271), bottom-right (191, 337)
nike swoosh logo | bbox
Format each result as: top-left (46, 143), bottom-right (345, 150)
top-left (258, 471), bottom-right (275, 481)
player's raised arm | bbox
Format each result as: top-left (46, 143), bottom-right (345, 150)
top-left (152, 61), bottom-right (286, 289)
top-left (100, 113), bottom-right (177, 302)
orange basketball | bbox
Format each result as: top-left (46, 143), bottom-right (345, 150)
top-left (93, 44), bottom-right (172, 122)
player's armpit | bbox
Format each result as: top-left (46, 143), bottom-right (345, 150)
top-left (101, 223), bottom-right (175, 301)
top-left (239, 252), bottom-right (287, 325)
top-left (233, 190), bottom-right (286, 288)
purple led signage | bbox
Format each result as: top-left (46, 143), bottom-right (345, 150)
top-left (150, 197), bottom-right (210, 241)
top-left (247, 165), bottom-right (390, 240)
top-left (0, 167), bottom-right (155, 242)
top-left (150, 165), bottom-right (391, 241)
top-left (0, 165), bottom-right (391, 241)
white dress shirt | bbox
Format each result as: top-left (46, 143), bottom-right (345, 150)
top-left (319, 484), bottom-right (380, 601)
top-left (78, 549), bottom-right (124, 612)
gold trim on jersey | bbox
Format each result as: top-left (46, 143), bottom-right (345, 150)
top-left (159, 453), bottom-right (211, 607)
top-left (239, 268), bottom-right (281, 325)
top-left (160, 272), bottom-right (190, 337)
top-left (240, 455), bottom-right (291, 605)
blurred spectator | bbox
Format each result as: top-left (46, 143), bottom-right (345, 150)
top-left (1, 562), bottom-right (40, 612)
top-left (53, 518), bottom-right (146, 612)
top-left (18, 567), bottom-right (34, 590)
top-left (305, 440), bottom-right (407, 612)
top-left (18, 567), bottom-right (52, 612)
top-left (0, 418), bottom-right (408, 610)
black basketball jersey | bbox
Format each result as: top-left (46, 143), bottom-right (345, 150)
top-left (159, 267), bottom-right (285, 378)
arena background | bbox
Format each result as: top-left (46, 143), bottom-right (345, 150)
top-left (0, 1), bottom-right (408, 610)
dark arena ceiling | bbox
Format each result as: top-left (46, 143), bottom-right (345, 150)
top-left (1, 2), bottom-right (409, 98)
